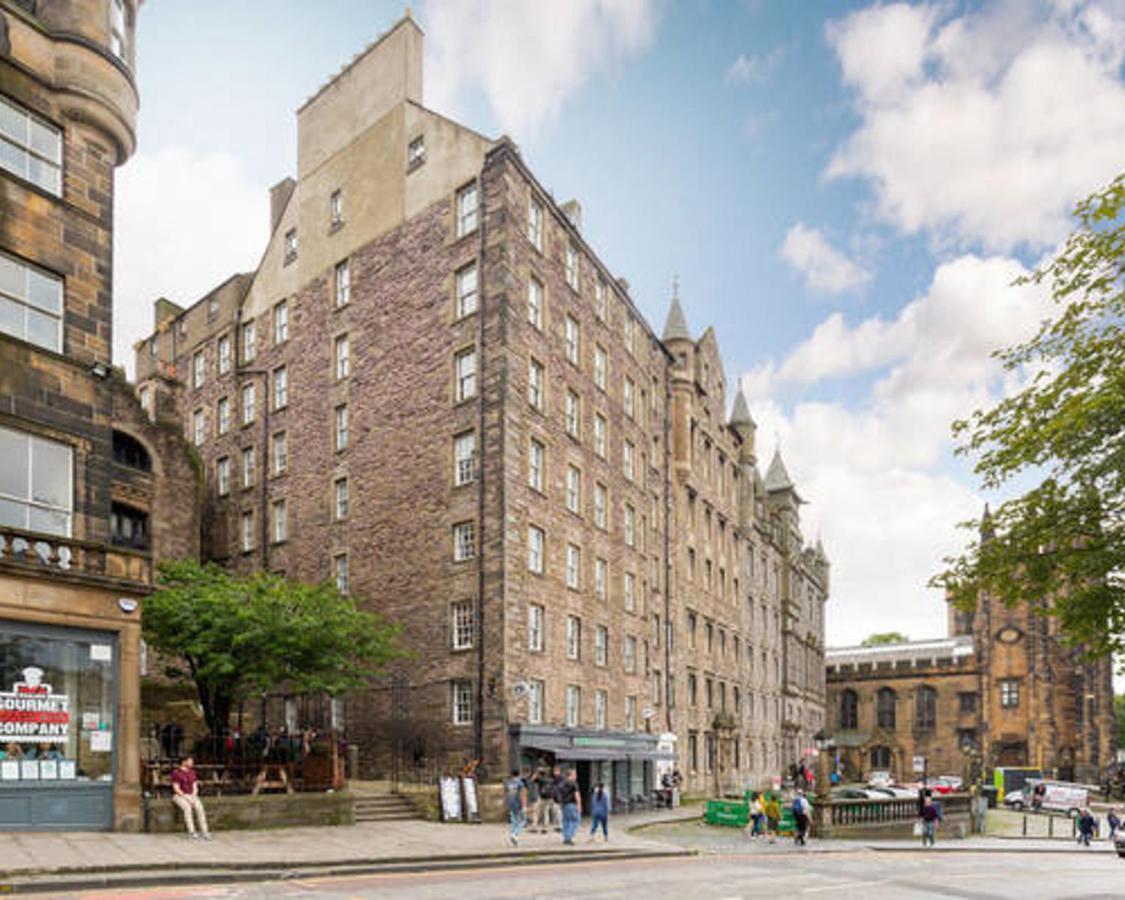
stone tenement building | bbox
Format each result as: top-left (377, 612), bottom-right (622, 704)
top-left (827, 514), bottom-right (1116, 785)
top-left (134, 14), bottom-right (828, 796)
top-left (0, 0), bottom-right (200, 832)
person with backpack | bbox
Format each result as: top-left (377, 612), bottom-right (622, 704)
top-left (505, 768), bottom-right (527, 846)
top-left (792, 790), bottom-right (810, 845)
top-left (588, 782), bottom-right (610, 842)
top-left (920, 795), bottom-right (942, 847)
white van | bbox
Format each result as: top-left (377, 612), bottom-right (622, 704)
top-left (1006, 779), bottom-right (1088, 816)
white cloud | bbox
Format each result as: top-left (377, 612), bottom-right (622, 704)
top-left (114, 148), bottom-right (267, 376)
top-left (725, 43), bottom-right (788, 85)
top-left (825, 0), bottom-right (1125, 251)
top-left (741, 253), bottom-right (1054, 645)
top-left (422, 0), bottom-right (658, 138)
top-left (779, 222), bottom-right (871, 294)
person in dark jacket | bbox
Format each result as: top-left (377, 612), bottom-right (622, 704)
top-left (1077, 809), bottom-right (1096, 846)
top-left (588, 782), bottom-right (610, 842)
top-left (920, 795), bottom-right (942, 847)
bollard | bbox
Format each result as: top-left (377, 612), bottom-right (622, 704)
top-left (1048, 815), bottom-right (1053, 838)
top-left (1022, 814), bottom-right (1027, 836)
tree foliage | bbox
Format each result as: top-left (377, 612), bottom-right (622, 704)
top-left (860, 632), bottom-right (910, 647)
top-left (1116, 695), bottom-right (1125, 750)
top-left (935, 173), bottom-right (1125, 657)
top-left (143, 559), bottom-right (403, 734)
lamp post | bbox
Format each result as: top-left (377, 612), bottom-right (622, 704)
top-left (813, 729), bottom-right (835, 837)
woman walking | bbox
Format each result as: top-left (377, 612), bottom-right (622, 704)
top-left (588, 782), bottom-right (610, 842)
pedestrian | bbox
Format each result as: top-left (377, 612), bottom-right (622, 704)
top-left (792, 790), bottom-right (810, 845)
top-left (550, 765), bottom-right (565, 831)
top-left (764, 791), bottom-right (781, 844)
top-left (558, 768), bottom-right (582, 845)
top-left (1106, 808), bottom-right (1120, 842)
top-left (746, 792), bottom-right (764, 840)
top-left (504, 768), bottom-right (527, 846)
top-left (534, 767), bottom-right (554, 833)
top-left (1077, 808), bottom-right (1095, 847)
top-left (171, 756), bottom-right (212, 841)
top-left (588, 782), bottom-right (610, 842)
top-left (525, 768), bottom-right (541, 833)
top-left (920, 795), bottom-right (941, 848)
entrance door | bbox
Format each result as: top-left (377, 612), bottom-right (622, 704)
top-left (997, 742), bottom-right (1027, 767)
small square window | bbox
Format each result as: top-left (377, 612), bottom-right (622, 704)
top-left (335, 260), bottom-right (350, 307)
top-left (456, 183), bottom-right (479, 237)
top-left (455, 348), bottom-right (477, 402)
top-left (408, 136), bottom-right (425, 169)
top-left (456, 263), bottom-right (478, 318)
top-left (284, 229), bottom-right (298, 261)
top-left (453, 521), bottom-right (476, 562)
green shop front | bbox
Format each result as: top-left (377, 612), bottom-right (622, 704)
top-left (511, 724), bottom-right (674, 811)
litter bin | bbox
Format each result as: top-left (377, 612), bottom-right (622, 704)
top-left (981, 785), bottom-right (999, 809)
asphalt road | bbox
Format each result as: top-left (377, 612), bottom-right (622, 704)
top-left (45, 850), bottom-right (1125, 900)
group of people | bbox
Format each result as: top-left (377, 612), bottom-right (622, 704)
top-left (505, 766), bottom-right (611, 847)
top-left (0, 742), bottom-right (64, 760)
top-left (1076, 807), bottom-right (1123, 846)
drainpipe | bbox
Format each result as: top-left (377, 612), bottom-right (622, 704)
top-left (473, 171), bottom-right (488, 769)
top-left (663, 354), bottom-right (673, 736)
top-left (239, 367), bottom-right (271, 570)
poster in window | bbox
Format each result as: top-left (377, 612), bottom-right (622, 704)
top-left (90, 730), bottom-right (112, 752)
top-left (0, 667), bottom-right (70, 744)
top-left (0, 760), bottom-right (18, 780)
top-left (58, 760), bottom-right (76, 780)
top-left (439, 776), bottom-right (462, 821)
top-left (90, 644), bottom-right (112, 662)
top-left (39, 759), bottom-right (58, 780)
top-left (20, 759), bottom-right (39, 780)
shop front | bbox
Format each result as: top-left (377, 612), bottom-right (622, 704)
top-left (511, 724), bottom-right (674, 812)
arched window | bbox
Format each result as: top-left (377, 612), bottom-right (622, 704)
top-left (838, 689), bottom-right (858, 730)
top-left (876, 687), bottom-right (897, 730)
top-left (112, 430), bottom-right (151, 471)
top-left (870, 746), bottom-right (892, 769)
top-left (915, 686), bottom-right (937, 730)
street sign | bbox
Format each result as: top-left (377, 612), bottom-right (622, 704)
top-left (912, 755), bottom-right (926, 774)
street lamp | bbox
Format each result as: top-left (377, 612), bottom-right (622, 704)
top-left (813, 729), bottom-right (836, 837)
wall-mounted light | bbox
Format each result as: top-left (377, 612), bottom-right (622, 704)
top-left (118, 597), bottom-right (138, 614)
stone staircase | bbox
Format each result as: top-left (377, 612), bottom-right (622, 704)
top-left (353, 793), bottom-right (419, 823)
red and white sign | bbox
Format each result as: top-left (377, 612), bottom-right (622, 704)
top-left (0, 667), bottom-right (70, 743)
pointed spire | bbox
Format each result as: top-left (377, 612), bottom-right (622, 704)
top-left (815, 533), bottom-right (827, 560)
top-left (764, 447), bottom-right (795, 493)
top-left (729, 390), bottom-right (756, 427)
top-left (662, 281), bottom-right (691, 342)
top-left (980, 503), bottom-right (995, 542)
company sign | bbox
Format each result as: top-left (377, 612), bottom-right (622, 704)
top-left (0, 667), bottom-right (70, 743)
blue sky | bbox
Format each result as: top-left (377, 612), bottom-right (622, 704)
top-left (114, 0), bottom-right (1125, 650)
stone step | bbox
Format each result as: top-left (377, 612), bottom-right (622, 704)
top-left (354, 811), bottom-right (418, 822)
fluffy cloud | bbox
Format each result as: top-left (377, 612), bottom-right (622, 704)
top-left (725, 44), bottom-right (788, 85)
top-left (422, 0), bottom-right (658, 138)
top-left (778, 222), bottom-right (871, 294)
top-left (114, 148), bottom-right (267, 375)
top-left (825, 0), bottom-right (1125, 251)
top-left (742, 254), bottom-right (1054, 645)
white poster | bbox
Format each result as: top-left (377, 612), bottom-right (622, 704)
top-left (90, 644), bottom-right (112, 662)
top-left (462, 776), bottom-right (479, 819)
top-left (0, 667), bottom-right (71, 744)
top-left (20, 759), bottom-right (39, 780)
top-left (82, 712), bottom-right (100, 731)
top-left (439, 776), bottom-right (462, 821)
top-left (58, 760), bottom-right (76, 780)
top-left (90, 731), bottom-right (112, 752)
top-left (0, 760), bottom-right (18, 780)
top-left (39, 760), bottom-right (58, 780)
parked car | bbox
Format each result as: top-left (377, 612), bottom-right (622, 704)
top-left (868, 770), bottom-right (894, 788)
top-left (936, 775), bottom-right (963, 792)
top-left (1003, 788), bottom-right (1028, 811)
top-left (1115, 829), bottom-right (1125, 859)
top-left (832, 787), bottom-right (874, 800)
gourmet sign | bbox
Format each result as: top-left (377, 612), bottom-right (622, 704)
top-left (0, 667), bottom-right (70, 743)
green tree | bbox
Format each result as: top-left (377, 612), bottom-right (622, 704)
top-left (935, 173), bottom-right (1125, 657)
top-left (144, 559), bottom-right (403, 735)
top-left (1116, 695), bottom-right (1125, 750)
top-left (861, 632), bottom-right (910, 647)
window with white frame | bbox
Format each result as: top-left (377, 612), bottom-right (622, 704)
top-left (624, 635), bottom-right (637, 673)
top-left (335, 334), bottom-right (349, 380)
top-left (217, 335), bottom-right (231, 375)
top-left (624, 504), bottom-right (635, 547)
top-left (564, 389), bottom-right (579, 438)
top-left (241, 447), bottom-right (255, 487)
top-left (335, 404), bottom-right (349, 451)
top-left (565, 243), bottom-right (579, 290)
top-left (274, 299), bottom-right (289, 343)
top-left (528, 525), bottom-right (544, 573)
top-left (624, 571), bottom-right (636, 611)
top-left (452, 680), bottom-right (473, 725)
top-left (217, 397), bottom-right (230, 435)
top-left (1000, 679), bottom-right (1020, 709)
top-left (0, 426), bottom-right (72, 535)
top-left (0, 95), bottom-right (62, 195)
top-left (565, 314), bottom-right (579, 365)
top-left (240, 510), bottom-right (254, 552)
top-left (456, 182), bottom-right (478, 237)
top-left (566, 465), bottom-right (581, 514)
top-left (595, 279), bottom-right (607, 321)
top-left (330, 189), bottom-right (344, 227)
top-left (454, 431), bottom-right (475, 486)
top-left (527, 276), bottom-right (543, 330)
top-left (334, 553), bottom-right (349, 593)
top-left (593, 345), bottom-right (607, 390)
top-left (565, 685), bottom-right (580, 727)
top-left (624, 377), bottom-right (635, 419)
top-left (272, 499), bottom-right (287, 543)
top-left (334, 477), bottom-right (348, 520)
top-left (273, 366), bottom-right (288, 409)
top-left (566, 543), bottom-right (581, 589)
top-left (242, 320), bottom-right (256, 361)
top-left (595, 558), bottom-right (607, 601)
top-left (595, 690), bottom-right (607, 729)
top-left (594, 482), bottom-right (607, 529)
top-left (272, 431), bottom-right (287, 474)
top-left (456, 262), bottom-right (478, 318)
top-left (453, 521), bottom-right (475, 561)
top-left (528, 604), bottom-right (544, 651)
top-left (595, 625), bottom-right (608, 667)
top-left (138, 385), bottom-right (152, 419)
top-left (455, 348), bottom-right (476, 401)
top-left (335, 260), bottom-right (350, 307)
top-left (593, 414), bottom-right (607, 458)
top-left (625, 695), bottom-right (637, 731)
top-left (623, 440), bottom-right (635, 481)
top-left (528, 198), bottom-right (543, 250)
top-left (407, 136), bottom-right (425, 168)
top-left (566, 615), bottom-right (581, 660)
top-left (109, 0), bottom-right (127, 58)
top-left (192, 351), bottom-right (205, 389)
top-left (528, 358), bottom-right (544, 410)
top-left (192, 409), bottom-right (205, 446)
top-left (527, 680), bottom-right (544, 724)
top-left (284, 228), bottom-right (298, 260)
top-left (528, 439), bottom-right (544, 492)
top-left (451, 599), bottom-right (474, 650)
top-left (216, 457), bottom-right (230, 497)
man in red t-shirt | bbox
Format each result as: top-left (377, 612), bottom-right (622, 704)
top-left (171, 756), bottom-right (211, 840)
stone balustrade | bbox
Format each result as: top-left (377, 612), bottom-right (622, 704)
top-left (0, 524), bottom-right (153, 589)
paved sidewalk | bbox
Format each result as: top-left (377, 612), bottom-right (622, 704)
top-left (0, 804), bottom-right (701, 881)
